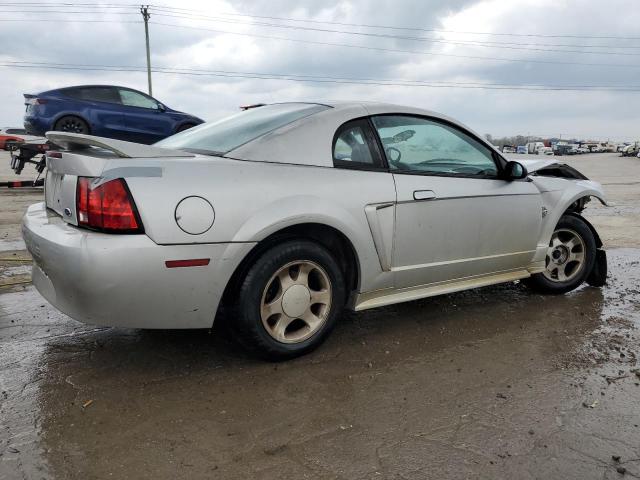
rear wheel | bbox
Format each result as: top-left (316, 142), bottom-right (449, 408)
top-left (524, 214), bottom-right (596, 294)
top-left (53, 116), bottom-right (89, 134)
top-left (232, 240), bottom-right (346, 360)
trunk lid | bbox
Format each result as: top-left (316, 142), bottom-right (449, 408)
top-left (43, 132), bottom-right (194, 224)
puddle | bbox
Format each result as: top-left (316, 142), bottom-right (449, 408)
top-left (0, 249), bottom-right (639, 479)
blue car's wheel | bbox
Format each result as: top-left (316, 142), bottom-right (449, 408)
top-left (54, 116), bottom-right (89, 134)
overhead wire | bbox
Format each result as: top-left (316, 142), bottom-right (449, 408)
top-left (2, 61), bottom-right (640, 92)
top-left (1, 1), bottom-right (640, 41)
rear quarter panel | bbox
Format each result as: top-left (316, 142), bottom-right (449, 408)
top-left (121, 158), bottom-right (397, 292)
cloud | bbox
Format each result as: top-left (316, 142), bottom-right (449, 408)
top-left (0, 0), bottom-right (638, 140)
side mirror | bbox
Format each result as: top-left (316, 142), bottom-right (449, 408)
top-left (157, 103), bottom-right (166, 112)
top-left (504, 161), bottom-right (528, 180)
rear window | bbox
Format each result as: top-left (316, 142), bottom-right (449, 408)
top-left (64, 87), bottom-right (120, 104)
top-left (155, 103), bottom-right (329, 155)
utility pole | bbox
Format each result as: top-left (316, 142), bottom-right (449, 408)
top-left (140, 5), bottom-right (152, 96)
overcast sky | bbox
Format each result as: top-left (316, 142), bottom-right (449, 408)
top-left (1, 0), bottom-right (639, 140)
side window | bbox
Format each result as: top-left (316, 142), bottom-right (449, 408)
top-left (63, 88), bottom-right (83, 100)
top-left (371, 115), bottom-right (499, 178)
top-left (119, 89), bottom-right (158, 109)
top-left (332, 119), bottom-right (383, 170)
top-left (81, 87), bottom-right (121, 104)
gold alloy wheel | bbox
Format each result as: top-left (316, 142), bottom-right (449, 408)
top-left (260, 260), bottom-right (332, 344)
top-left (543, 228), bottom-right (586, 282)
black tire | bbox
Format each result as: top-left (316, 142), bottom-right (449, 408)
top-left (53, 116), bottom-right (90, 134)
top-left (4, 140), bottom-right (21, 151)
top-left (524, 214), bottom-right (596, 294)
top-left (176, 123), bottom-right (195, 133)
top-left (232, 240), bottom-right (346, 360)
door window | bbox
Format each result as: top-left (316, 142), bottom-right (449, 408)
top-left (372, 115), bottom-right (499, 177)
top-left (333, 119), bottom-right (384, 170)
top-left (119, 89), bottom-right (159, 109)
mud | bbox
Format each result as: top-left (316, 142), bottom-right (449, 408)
top-left (1, 152), bottom-right (640, 479)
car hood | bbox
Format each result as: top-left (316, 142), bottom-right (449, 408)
top-left (504, 154), bottom-right (593, 182)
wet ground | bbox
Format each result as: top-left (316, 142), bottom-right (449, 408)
top-left (1, 151), bottom-right (639, 479)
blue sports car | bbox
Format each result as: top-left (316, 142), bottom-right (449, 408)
top-left (24, 85), bottom-right (204, 144)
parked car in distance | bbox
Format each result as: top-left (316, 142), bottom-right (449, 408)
top-left (516, 145), bottom-right (528, 154)
top-left (553, 144), bottom-right (573, 156)
top-left (502, 145), bottom-right (516, 154)
top-left (621, 144), bottom-right (639, 157)
top-left (24, 85), bottom-right (204, 144)
top-left (0, 127), bottom-right (42, 150)
top-left (22, 101), bottom-right (607, 360)
top-left (526, 141), bottom-right (545, 154)
top-left (577, 147), bottom-right (590, 154)
top-left (537, 146), bottom-right (554, 156)
top-left (617, 144), bottom-right (629, 152)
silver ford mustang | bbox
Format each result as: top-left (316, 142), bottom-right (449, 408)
top-left (22, 101), bottom-right (607, 359)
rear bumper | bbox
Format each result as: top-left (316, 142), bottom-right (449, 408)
top-left (22, 202), bottom-right (255, 329)
top-left (23, 116), bottom-right (48, 136)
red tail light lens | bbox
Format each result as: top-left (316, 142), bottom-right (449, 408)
top-left (76, 177), bottom-right (143, 233)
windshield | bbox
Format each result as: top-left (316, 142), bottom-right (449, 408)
top-left (156, 103), bottom-right (330, 155)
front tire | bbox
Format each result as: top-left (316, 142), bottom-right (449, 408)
top-left (525, 214), bottom-right (596, 294)
top-left (232, 240), bottom-right (346, 360)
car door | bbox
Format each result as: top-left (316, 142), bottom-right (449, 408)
top-left (69, 86), bottom-right (126, 138)
top-left (370, 114), bottom-right (542, 289)
top-left (117, 88), bottom-right (173, 144)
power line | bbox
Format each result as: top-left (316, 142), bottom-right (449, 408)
top-left (146, 11), bottom-right (640, 56)
top-left (0, 19), bottom-right (140, 23)
top-left (10, 60), bottom-right (640, 87)
top-left (7, 12), bottom-right (633, 65)
top-left (150, 21), bottom-right (640, 69)
top-left (1, 1), bottom-right (640, 41)
top-left (2, 61), bottom-right (640, 92)
top-left (0, 9), bottom-right (138, 14)
top-left (4, 6), bottom-right (640, 55)
top-left (146, 3), bottom-right (640, 41)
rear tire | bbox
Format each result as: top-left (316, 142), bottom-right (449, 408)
top-left (524, 214), bottom-right (596, 294)
top-left (53, 116), bottom-right (90, 134)
top-left (231, 240), bottom-right (346, 360)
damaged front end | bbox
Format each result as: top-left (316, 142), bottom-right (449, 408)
top-left (519, 158), bottom-right (608, 287)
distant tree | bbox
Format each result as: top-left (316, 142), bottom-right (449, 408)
top-left (487, 134), bottom-right (543, 147)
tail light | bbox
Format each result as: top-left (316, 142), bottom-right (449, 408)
top-left (76, 177), bottom-right (143, 233)
top-left (26, 98), bottom-right (48, 105)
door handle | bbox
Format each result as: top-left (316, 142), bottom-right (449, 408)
top-left (413, 190), bottom-right (436, 201)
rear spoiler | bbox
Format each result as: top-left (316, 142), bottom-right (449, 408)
top-left (45, 132), bottom-right (194, 159)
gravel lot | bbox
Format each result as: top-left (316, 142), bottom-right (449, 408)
top-left (1, 150), bottom-right (639, 479)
